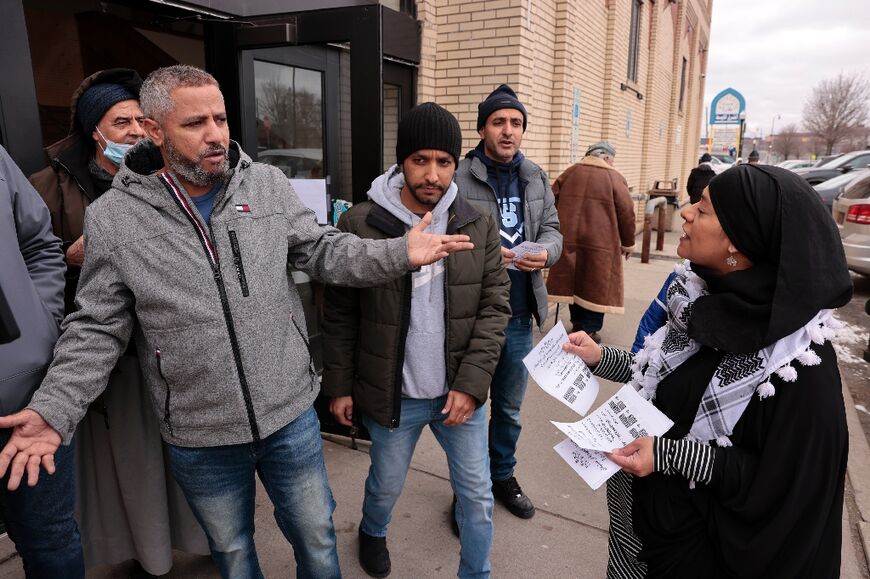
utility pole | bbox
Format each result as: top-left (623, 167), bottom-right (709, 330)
top-left (768, 114), bottom-right (780, 162)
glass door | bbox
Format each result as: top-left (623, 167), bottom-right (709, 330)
top-left (252, 60), bottom-right (325, 180)
top-left (239, 45), bottom-right (341, 197)
top-left (239, 46), bottom-right (342, 377)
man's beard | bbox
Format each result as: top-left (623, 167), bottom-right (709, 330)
top-left (165, 136), bottom-right (229, 187)
top-left (407, 182), bottom-right (444, 208)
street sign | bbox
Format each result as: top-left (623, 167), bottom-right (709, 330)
top-left (709, 88), bottom-right (745, 126)
top-left (709, 88), bottom-right (746, 155)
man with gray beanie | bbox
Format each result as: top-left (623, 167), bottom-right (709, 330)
top-left (546, 141), bottom-right (636, 342)
top-left (322, 102), bottom-right (510, 578)
top-left (454, 84), bottom-right (562, 521)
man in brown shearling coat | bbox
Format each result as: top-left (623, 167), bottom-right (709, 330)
top-left (546, 142), bottom-right (636, 342)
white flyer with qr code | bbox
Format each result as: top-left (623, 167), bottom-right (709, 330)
top-left (522, 321), bottom-right (599, 416)
top-left (552, 385), bottom-right (674, 490)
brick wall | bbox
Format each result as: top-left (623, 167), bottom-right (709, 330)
top-left (415, 0), bottom-right (712, 220)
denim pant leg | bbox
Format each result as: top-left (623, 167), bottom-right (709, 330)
top-left (167, 440), bottom-right (262, 579)
top-left (360, 399), bottom-right (428, 537)
top-left (569, 304), bottom-right (604, 333)
top-left (488, 316), bottom-right (534, 482)
top-left (0, 433), bottom-right (84, 579)
top-left (255, 407), bottom-right (341, 579)
top-left (431, 404), bottom-right (493, 579)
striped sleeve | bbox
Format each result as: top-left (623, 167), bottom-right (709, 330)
top-left (653, 437), bottom-right (716, 485)
top-left (592, 346), bottom-right (634, 384)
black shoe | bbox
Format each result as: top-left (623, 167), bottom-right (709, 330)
top-left (492, 476), bottom-right (536, 519)
top-left (450, 495), bottom-right (460, 538)
top-left (359, 528), bottom-right (391, 578)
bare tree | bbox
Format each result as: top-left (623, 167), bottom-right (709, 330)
top-left (802, 72), bottom-right (870, 155)
top-left (772, 123), bottom-right (799, 160)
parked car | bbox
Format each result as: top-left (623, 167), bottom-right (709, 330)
top-left (709, 153), bottom-right (735, 174)
top-left (777, 159), bottom-right (815, 170)
top-left (813, 153), bottom-right (843, 167)
top-left (257, 148), bottom-right (323, 179)
top-left (832, 172), bottom-right (870, 276)
top-left (794, 150), bottom-right (870, 185)
top-left (814, 168), bottom-right (870, 209)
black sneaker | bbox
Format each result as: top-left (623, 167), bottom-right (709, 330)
top-left (492, 476), bottom-right (536, 519)
top-left (449, 495), bottom-right (460, 538)
top-left (358, 528), bottom-right (391, 578)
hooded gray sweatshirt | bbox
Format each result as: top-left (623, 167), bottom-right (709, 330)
top-left (367, 165), bottom-right (457, 400)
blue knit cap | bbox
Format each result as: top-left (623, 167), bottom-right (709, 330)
top-left (76, 83), bottom-right (138, 136)
top-left (476, 84), bottom-right (527, 132)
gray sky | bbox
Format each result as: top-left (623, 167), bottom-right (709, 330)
top-left (704, 0), bottom-right (869, 139)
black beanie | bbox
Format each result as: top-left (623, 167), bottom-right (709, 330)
top-left (396, 102), bottom-right (463, 166)
top-left (76, 83), bottom-right (138, 136)
top-left (476, 84), bottom-right (527, 132)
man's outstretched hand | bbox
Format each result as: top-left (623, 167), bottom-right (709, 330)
top-left (407, 212), bottom-right (474, 267)
top-left (0, 409), bottom-right (61, 490)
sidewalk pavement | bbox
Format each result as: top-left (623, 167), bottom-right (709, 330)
top-left (1, 228), bottom-right (868, 578)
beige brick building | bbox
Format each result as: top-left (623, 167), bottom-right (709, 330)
top-left (415, 0), bottom-right (712, 215)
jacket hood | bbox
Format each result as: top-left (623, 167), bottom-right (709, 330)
top-left (366, 164), bottom-right (457, 229)
top-left (111, 138), bottom-right (249, 208)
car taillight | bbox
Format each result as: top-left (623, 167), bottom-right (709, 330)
top-left (846, 204), bottom-right (870, 224)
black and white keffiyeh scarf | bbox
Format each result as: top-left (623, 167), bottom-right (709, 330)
top-left (629, 261), bottom-right (844, 447)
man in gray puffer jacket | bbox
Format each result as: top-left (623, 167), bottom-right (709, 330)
top-left (0, 145), bottom-right (83, 577)
top-left (0, 66), bottom-right (473, 579)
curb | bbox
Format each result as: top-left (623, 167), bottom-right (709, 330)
top-left (842, 371), bottom-right (870, 567)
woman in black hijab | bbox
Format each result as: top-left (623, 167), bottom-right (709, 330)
top-left (566, 164), bottom-right (853, 578)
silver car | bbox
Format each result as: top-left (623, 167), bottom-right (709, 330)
top-left (814, 168), bottom-right (870, 209)
top-left (832, 173), bottom-right (870, 276)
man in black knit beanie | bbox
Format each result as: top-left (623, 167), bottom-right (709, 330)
top-left (322, 101), bottom-right (510, 578)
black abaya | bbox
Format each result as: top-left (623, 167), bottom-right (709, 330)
top-left (632, 342), bottom-right (847, 578)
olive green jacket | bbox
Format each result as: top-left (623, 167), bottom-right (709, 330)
top-left (321, 195), bottom-right (511, 428)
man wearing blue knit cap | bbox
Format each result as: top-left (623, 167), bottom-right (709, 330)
top-left (31, 69), bottom-right (145, 287)
top-left (455, 84), bottom-right (562, 521)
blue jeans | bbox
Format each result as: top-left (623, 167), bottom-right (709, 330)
top-left (167, 407), bottom-right (340, 579)
top-left (489, 316), bottom-right (534, 482)
top-left (0, 431), bottom-right (84, 579)
top-left (361, 396), bottom-right (492, 579)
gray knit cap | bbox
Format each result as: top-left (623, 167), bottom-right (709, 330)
top-left (585, 141), bottom-right (616, 157)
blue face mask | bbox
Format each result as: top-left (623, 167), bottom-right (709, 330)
top-left (96, 128), bottom-right (133, 167)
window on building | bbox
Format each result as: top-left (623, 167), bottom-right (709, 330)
top-left (381, 0), bottom-right (416, 16)
top-left (627, 0), bottom-right (643, 82)
top-left (678, 56), bottom-right (687, 112)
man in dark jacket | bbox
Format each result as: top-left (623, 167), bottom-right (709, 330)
top-left (0, 145), bottom-right (83, 577)
top-left (0, 65), bottom-right (474, 579)
top-left (454, 84), bottom-right (562, 519)
top-left (28, 68), bottom-right (209, 575)
top-left (322, 103), bottom-right (510, 578)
